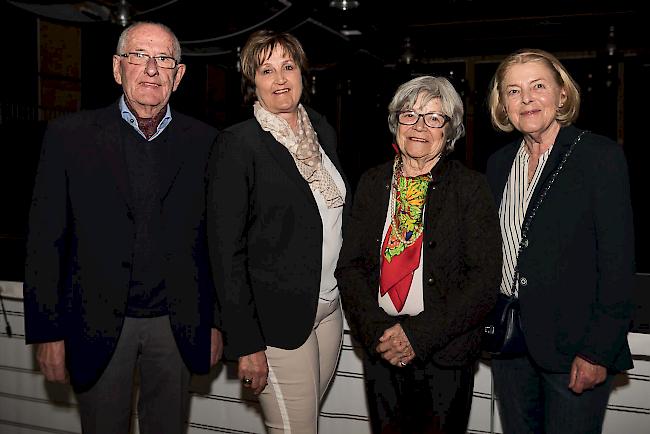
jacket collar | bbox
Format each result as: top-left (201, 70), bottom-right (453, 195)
top-left (381, 154), bottom-right (452, 186)
top-left (96, 100), bottom-right (188, 210)
top-left (529, 124), bottom-right (581, 204)
top-left (492, 124), bottom-right (582, 206)
top-left (258, 106), bottom-right (345, 204)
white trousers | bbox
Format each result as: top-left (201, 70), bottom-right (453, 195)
top-left (259, 297), bottom-right (343, 434)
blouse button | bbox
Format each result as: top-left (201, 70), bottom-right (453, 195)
top-left (520, 277), bottom-right (528, 286)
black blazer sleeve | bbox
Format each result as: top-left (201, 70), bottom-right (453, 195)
top-left (208, 129), bottom-right (266, 358)
top-left (23, 118), bottom-right (71, 344)
top-left (337, 167), bottom-right (398, 353)
top-left (579, 138), bottom-right (635, 367)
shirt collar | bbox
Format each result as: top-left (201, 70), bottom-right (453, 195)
top-left (119, 95), bottom-right (172, 141)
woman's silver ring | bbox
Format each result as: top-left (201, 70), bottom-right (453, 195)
top-left (399, 361), bottom-right (406, 367)
top-left (242, 377), bottom-right (252, 385)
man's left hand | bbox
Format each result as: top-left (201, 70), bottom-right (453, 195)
top-left (568, 355), bottom-right (607, 394)
top-left (210, 328), bottom-right (223, 367)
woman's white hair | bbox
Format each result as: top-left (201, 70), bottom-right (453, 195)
top-left (387, 76), bottom-right (465, 154)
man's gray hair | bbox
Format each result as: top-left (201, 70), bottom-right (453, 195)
top-left (116, 21), bottom-right (182, 60)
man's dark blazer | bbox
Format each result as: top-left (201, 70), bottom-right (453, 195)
top-left (486, 125), bottom-right (634, 372)
top-left (23, 102), bottom-right (218, 392)
top-left (335, 158), bottom-right (502, 366)
top-left (207, 107), bottom-right (348, 359)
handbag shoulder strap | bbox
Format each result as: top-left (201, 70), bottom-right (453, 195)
top-left (511, 129), bottom-right (589, 295)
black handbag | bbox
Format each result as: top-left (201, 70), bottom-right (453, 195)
top-left (482, 130), bottom-right (588, 357)
top-left (482, 293), bottom-right (526, 356)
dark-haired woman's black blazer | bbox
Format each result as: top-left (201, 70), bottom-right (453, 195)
top-left (208, 107), bottom-right (348, 359)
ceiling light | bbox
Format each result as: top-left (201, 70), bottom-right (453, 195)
top-left (341, 29), bottom-right (362, 36)
top-left (399, 37), bottom-right (414, 65)
top-left (329, 0), bottom-right (360, 11)
top-left (111, 0), bottom-right (132, 27)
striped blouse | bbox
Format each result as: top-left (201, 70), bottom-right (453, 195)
top-left (498, 142), bottom-right (553, 296)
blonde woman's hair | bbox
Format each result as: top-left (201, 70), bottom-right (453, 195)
top-left (488, 48), bottom-right (580, 132)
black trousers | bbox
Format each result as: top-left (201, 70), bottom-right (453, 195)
top-left (362, 355), bottom-right (475, 434)
top-left (492, 354), bottom-right (614, 434)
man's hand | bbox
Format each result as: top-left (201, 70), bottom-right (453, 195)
top-left (238, 351), bottom-right (268, 395)
top-left (568, 355), bottom-right (607, 394)
top-left (210, 328), bottom-right (223, 368)
top-left (375, 323), bottom-right (416, 367)
top-left (36, 341), bottom-right (68, 383)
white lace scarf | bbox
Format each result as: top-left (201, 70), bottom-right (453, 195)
top-left (253, 102), bottom-right (344, 208)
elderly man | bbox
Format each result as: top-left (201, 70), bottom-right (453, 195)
top-left (23, 22), bottom-right (221, 434)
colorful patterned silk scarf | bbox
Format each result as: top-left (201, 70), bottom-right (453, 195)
top-left (379, 155), bottom-right (432, 312)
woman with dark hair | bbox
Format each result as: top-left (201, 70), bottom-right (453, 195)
top-left (336, 75), bottom-right (502, 433)
top-left (207, 30), bottom-right (347, 433)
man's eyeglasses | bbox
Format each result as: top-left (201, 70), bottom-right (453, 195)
top-left (118, 52), bottom-right (179, 69)
top-left (397, 111), bottom-right (450, 129)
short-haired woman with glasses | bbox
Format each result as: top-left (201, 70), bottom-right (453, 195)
top-left (336, 75), bottom-right (502, 433)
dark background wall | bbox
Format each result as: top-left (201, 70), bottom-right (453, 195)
top-left (1, 0), bottom-right (648, 281)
